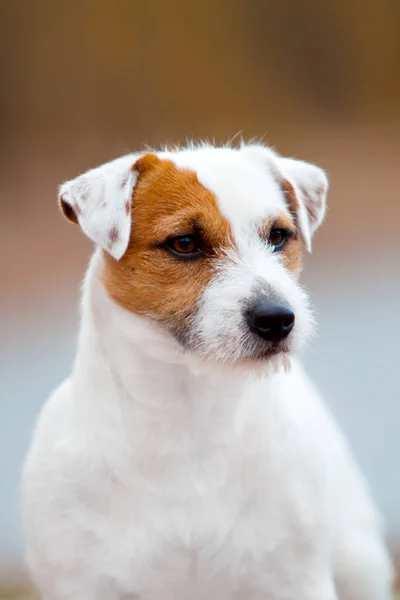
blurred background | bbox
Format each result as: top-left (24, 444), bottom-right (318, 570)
top-left (1, 0), bottom-right (399, 596)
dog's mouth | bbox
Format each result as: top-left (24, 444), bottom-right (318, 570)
top-left (250, 341), bottom-right (290, 361)
top-left (181, 327), bottom-right (293, 366)
top-left (204, 342), bottom-right (293, 374)
top-left (163, 311), bottom-right (295, 367)
top-left (230, 337), bottom-right (292, 369)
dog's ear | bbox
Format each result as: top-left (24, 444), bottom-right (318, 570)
top-left (242, 145), bottom-right (328, 252)
top-left (277, 157), bottom-right (328, 251)
top-left (59, 154), bottom-right (142, 260)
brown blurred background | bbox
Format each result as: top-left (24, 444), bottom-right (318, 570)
top-left (1, 0), bottom-right (399, 595)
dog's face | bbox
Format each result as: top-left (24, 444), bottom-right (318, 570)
top-left (60, 144), bottom-right (327, 365)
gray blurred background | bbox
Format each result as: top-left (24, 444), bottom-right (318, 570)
top-left (1, 0), bottom-right (399, 594)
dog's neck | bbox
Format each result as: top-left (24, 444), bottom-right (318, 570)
top-left (72, 251), bottom-right (281, 435)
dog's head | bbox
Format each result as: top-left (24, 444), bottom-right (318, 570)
top-left (59, 143), bottom-right (327, 366)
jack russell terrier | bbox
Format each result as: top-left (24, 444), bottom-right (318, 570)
top-left (21, 142), bottom-right (394, 600)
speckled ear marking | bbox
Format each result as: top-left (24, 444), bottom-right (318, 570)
top-left (58, 154), bottom-right (142, 260)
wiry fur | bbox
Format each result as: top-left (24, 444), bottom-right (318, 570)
top-left (188, 240), bottom-right (314, 363)
top-left (21, 142), bottom-right (394, 600)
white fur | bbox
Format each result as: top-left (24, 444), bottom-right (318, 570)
top-left (190, 239), bottom-right (313, 363)
top-left (21, 143), bottom-right (394, 600)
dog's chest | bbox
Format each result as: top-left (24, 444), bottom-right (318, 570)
top-left (85, 401), bottom-right (330, 599)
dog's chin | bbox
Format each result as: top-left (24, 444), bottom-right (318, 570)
top-left (183, 332), bottom-right (294, 376)
top-left (228, 343), bottom-right (293, 375)
top-left (248, 341), bottom-right (290, 361)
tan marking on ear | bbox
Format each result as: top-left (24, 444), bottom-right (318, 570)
top-left (60, 195), bottom-right (79, 224)
top-left (73, 202), bottom-right (81, 216)
top-left (101, 155), bottom-right (234, 339)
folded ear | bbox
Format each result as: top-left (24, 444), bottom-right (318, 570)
top-left (242, 144), bottom-right (328, 252)
top-left (59, 153), bottom-right (141, 260)
top-left (277, 157), bottom-right (328, 250)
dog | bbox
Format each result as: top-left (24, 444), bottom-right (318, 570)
top-left (21, 142), bottom-right (394, 600)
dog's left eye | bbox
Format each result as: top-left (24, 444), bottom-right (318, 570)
top-left (164, 235), bottom-right (203, 260)
top-left (268, 228), bottom-right (289, 251)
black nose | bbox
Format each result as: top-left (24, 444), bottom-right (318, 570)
top-left (246, 300), bottom-right (295, 342)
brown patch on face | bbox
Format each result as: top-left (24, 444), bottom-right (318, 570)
top-left (279, 180), bottom-right (305, 276)
top-left (281, 231), bottom-right (303, 276)
top-left (257, 217), bottom-right (274, 240)
top-left (257, 214), bottom-right (294, 240)
top-left (258, 211), bottom-right (303, 277)
top-left (125, 200), bottom-right (130, 215)
top-left (101, 154), bottom-right (234, 340)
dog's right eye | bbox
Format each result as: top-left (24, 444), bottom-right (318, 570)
top-left (164, 235), bottom-right (203, 260)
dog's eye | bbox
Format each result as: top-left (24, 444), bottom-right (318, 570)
top-left (165, 235), bottom-right (203, 259)
top-left (268, 228), bottom-right (288, 251)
